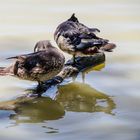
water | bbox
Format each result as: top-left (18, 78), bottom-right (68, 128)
top-left (0, 0), bottom-right (140, 140)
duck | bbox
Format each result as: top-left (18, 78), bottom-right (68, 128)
top-left (0, 40), bottom-right (65, 86)
top-left (54, 13), bottom-right (116, 62)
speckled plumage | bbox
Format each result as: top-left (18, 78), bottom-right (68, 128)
top-left (0, 40), bottom-right (65, 84)
top-left (54, 14), bottom-right (116, 56)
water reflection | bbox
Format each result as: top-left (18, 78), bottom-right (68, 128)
top-left (10, 82), bottom-right (116, 124)
top-left (57, 82), bottom-right (115, 114)
top-left (9, 97), bottom-right (65, 123)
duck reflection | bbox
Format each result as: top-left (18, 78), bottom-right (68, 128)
top-left (9, 97), bottom-right (65, 123)
top-left (10, 82), bottom-right (116, 124)
top-left (57, 82), bottom-right (115, 114)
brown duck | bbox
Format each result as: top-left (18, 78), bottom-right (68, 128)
top-left (0, 40), bottom-right (65, 85)
top-left (54, 14), bottom-right (116, 61)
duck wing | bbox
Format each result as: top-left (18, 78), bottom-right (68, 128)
top-left (7, 51), bottom-right (54, 75)
top-left (76, 38), bottom-right (108, 51)
top-left (55, 21), bottom-right (108, 51)
top-left (78, 22), bottom-right (100, 35)
top-left (6, 51), bottom-right (38, 61)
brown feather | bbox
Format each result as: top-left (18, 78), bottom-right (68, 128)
top-left (100, 43), bottom-right (116, 52)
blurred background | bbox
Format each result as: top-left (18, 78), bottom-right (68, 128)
top-left (0, 0), bottom-right (140, 140)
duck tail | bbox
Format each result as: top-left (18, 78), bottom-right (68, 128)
top-left (0, 67), bottom-right (11, 76)
top-left (100, 43), bottom-right (116, 52)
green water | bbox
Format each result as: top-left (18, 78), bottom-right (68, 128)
top-left (0, 0), bottom-right (140, 140)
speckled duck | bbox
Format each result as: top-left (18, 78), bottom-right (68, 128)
top-left (0, 40), bottom-right (65, 85)
top-left (54, 14), bottom-right (116, 61)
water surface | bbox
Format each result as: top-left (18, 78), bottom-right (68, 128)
top-left (0, 0), bottom-right (140, 140)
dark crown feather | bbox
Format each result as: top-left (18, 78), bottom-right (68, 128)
top-left (68, 13), bottom-right (79, 22)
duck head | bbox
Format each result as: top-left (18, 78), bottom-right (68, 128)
top-left (34, 40), bottom-right (54, 52)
